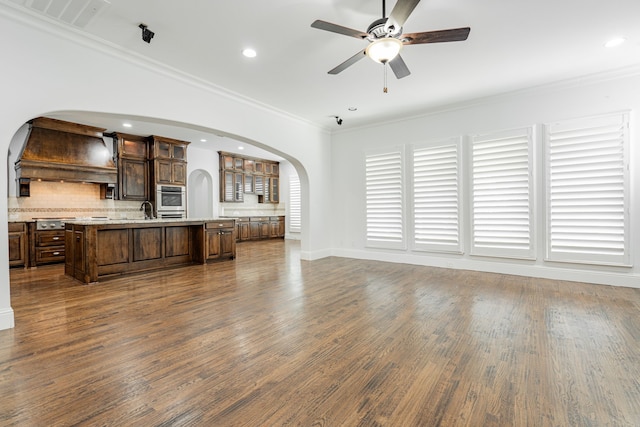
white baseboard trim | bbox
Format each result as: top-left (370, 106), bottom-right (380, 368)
top-left (0, 307), bottom-right (15, 330)
top-left (330, 248), bottom-right (640, 289)
top-left (300, 248), bottom-right (332, 261)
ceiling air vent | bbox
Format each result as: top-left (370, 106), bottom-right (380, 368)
top-left (10, 0), bottom-right (110, 29)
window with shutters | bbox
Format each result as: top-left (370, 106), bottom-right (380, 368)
top-left (365, 148), bottom-right (406, 249)
top-left (289, 174), bottom-right (301, 233)
top-left (471, 127), bottom-right (534, 259)
top-left (412, 139), bottom-right (462, 253)
top-left (544, 112), bottom-right (630, 266)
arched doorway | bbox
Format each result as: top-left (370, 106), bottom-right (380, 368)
top-left (187, 169), bottom-right (213, 218)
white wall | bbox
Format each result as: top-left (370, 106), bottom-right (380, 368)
top-left (0, 7), bottom-right (332, 330)
top-left (331, 70), bottom-right (640, 288)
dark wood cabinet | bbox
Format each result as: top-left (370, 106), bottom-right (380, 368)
top-left (219, 151), bottom-right (278, 204)
top-left (151, 136), bottom-right (189, 186)
top-left (220, 171), bottom-right (244, 202)
top-left (114, 133), bottom-right (149, 201)
top-left (259, 177), bottom-right (279, 204)
top-left (237, 216), bottom-right (284, 242)
top-left (120, 158), bottom-right (148, 200)
top-left (8, 222), bottom-right (27, 268)
top-left (270, 216), bottom-right (284, 238)
top-left (65, 219), bottom-right (235, 283)
top-left (205, 221), bottom-right (236, 261)
top-left (34, 229), bottom-right (65, 265)
top-left (235, 218), bottom-right (251, 242)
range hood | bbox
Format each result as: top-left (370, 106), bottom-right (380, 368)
top-left (15, 117), bottom-right (117, 184)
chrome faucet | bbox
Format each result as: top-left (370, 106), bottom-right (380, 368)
top-left (140, 201), bottom-right (154, 219)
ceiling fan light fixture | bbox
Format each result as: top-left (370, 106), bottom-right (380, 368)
top-left (365, 37), bottom-right (403, 64)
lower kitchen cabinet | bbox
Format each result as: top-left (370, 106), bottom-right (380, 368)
top-left (205, 220), bottom-right (236, 260)
top-left (234, 216), bottom-right (285, 242)
top-left (8, 222), bottom-right (27, 268)
top-left (35, 229), bottom-right (65, 265)
top-left (235, 218), bottom-right (251, 242)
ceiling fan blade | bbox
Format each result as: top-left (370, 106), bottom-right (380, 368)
top-left (387, 0), bottom-right (421, 30)
top-left (328, 49), bottom-right (367, 74)
top-left (402, 27), bottom-right (471, 45)
top-left (389, 54), bottom-right (411, 79)
top-left (311, 20), bottom-right (369, 39)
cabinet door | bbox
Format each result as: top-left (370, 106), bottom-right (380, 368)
top-left (120, 159), bottom-right (148, 200)
top-left (206, 230), bottom-right (221, 260)
top-left (269, 221), bottom-right (280, 238)
top-left (254, 175), bottom-right (264, 195)
top-left (8, 231), bottom-right (25, 267)
top-left (222, 171), bottom-right (234, 202)
top-left (259, 221), bottom-right (270, 238)
top-left (156, 141), bottom-right (171, 158)
top-left (278, 218), bottom-right (285, 237)
top-left (244, 174), bottom-right (254, 193)
top-left (172, 144), bottom-right (187, 161)
top-left (157, 159), bottom-right (173, 184)
top-left (234, 173), bottom-right (244, 202)
top-left (255, 161), bottom-right (264, 174)
top-left (239, 222), bottom-right (250, 241)
top-left (250, 222), bottom-right (261, 240)
top-left (122, 138), bottom-right (148, 158)
top-left (270, 177), bottom-right (279, 203)
top-left (172, 161), bottom-right (186, 185)
top-left (219, 230), bottom-right (235, 258)
top-left (243, 159), bottom-right (255, 173)
top-left (222, 155), bottom-right (234, 170)
top-left (263, 177), bottom-right (270, 201)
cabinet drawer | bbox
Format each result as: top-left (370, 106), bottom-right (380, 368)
top-left (36, 231), bottom-right (65, 246)
top-left (249, 217), bottom-right (269, 222)
top-left (36, 247), bottom-right (65, 263)
top-left (206, 221), bottom-right (235, 229)
top-left (8, 222), bottom-right (26, 232)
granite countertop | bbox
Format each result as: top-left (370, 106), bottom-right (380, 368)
top-left (66, 218), bottom-right (234, 226)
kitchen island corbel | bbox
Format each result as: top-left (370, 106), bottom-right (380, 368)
top-left (65, 218), bottom-right (235, 284)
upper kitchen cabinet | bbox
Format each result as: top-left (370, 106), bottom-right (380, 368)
top-left (219, 151), bottom-right (279, 204)
top-left (112, 133), bottom-right (149, 201)
top-left (150, 136), bottom-right (189, 186)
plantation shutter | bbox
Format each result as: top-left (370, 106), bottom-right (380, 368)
top-left (471, 127), bottom-right (534, 259)
top-left (545, 112), bottom-right (630, 266)
top-left (289, 174), bottom-right (301, 233)
top-left (365, 148), bottom-right (405, 249)
top-left (412, 140), bottom-right (462, 253)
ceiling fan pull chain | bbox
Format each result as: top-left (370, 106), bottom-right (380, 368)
top-left (383, 64), bottom-right (388, 93)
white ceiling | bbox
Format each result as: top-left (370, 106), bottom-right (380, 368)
top-left (4, 0), bottom-right (640, 142)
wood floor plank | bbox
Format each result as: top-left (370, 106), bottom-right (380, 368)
top-left (1, 239), bottom-right (640, 426)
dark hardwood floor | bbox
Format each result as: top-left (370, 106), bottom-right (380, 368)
top-left (2, 239), bottom-right (640, 426)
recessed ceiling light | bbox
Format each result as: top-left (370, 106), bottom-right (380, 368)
top-left (200, 139), bottom-right (207, 142)
top-left (238, 146), bottom-right (245, 150)
top-left (348, 107), bottom-right (358, 111)
top-left (605, 37), bottom-right (626, 48)
top-left (123, 123), bottom-right (132, 128)
top-left (242, 48), bottom-right (257, 58)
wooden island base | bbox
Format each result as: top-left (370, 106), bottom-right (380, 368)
top-left (65, 219), bottom-right (235, 283)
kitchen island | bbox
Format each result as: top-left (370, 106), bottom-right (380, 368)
top-left (65, 218), bottom-right (235, 283)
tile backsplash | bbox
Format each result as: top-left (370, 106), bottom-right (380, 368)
top-left (7, 181), bottom-right (145, 221)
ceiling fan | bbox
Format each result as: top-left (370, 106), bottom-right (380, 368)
top-left (311, 0), bottom-right (470, 79)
